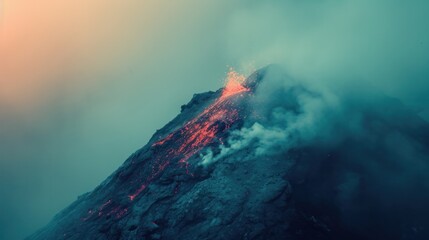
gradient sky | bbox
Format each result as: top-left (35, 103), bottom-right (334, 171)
top-left (1, 1), bottom-right (429, 239)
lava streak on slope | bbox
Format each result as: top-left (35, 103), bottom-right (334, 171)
top-left (128, 69), bottom-right (251, 201)
top-left (81, 69), bottom-right (252, 222)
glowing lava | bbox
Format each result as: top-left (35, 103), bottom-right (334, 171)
top-left (81, 69), bottom-right (252, 222)
top-left (82, 199), bottom-right (128, 222)
top-left (220, 68), bottom-right (249, 100)
top-left (82, 69), bottom-right (250, 222)
top-left (127, 69), bottom-right (249, 201)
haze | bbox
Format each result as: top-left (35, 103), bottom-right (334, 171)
top-left (1, 1), bottom-right (428, 239)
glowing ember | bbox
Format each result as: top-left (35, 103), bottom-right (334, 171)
top-left (220, 68), bottom-right (249, 100)
top-left (127, 68), bottom-right (250, 201)
top-left (129, 184), bottom-right (147, 201)
top-left (82, 199), bottom-right (129, 221)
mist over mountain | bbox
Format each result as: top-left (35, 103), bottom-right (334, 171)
top-left (27, 66), bottom-right (429, 240)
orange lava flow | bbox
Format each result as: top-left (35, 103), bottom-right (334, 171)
top-left (128, 69), bottom-right (249, 201)
top-left (81, 69), bottom-right (250, 222)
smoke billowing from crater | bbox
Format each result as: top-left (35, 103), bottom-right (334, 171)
top-left (203, 65), bottom-right (429, 239)
top-left (2, 1), bottom-right (429, 239)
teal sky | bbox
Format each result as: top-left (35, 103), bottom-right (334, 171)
top-left (1, 1), bottom-right (429, 239)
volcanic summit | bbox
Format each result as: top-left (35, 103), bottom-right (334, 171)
top-left (28, 66), bottom-right (429, 240)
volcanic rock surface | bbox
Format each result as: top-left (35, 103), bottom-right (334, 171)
top-left (28, 66), bottom-right (429, 240)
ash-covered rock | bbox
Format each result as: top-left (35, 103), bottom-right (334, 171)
top-left (27, 66), bottom-right (429, 240)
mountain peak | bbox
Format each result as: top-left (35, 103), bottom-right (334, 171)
top-left (28, 67), bottom-right (265, 240)
top-left (27, 66), bottom-right (429, 240)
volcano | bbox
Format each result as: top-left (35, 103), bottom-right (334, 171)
top-left (28, 66), bottom-right (429, 240)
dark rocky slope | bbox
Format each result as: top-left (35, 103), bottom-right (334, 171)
top-left (28, 66), bottom-right (429, 240)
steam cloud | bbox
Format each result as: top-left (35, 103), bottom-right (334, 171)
top-left (201, 65), bottom-right (429, 238)
top-left (2, 0), bottom-right (429, 239)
